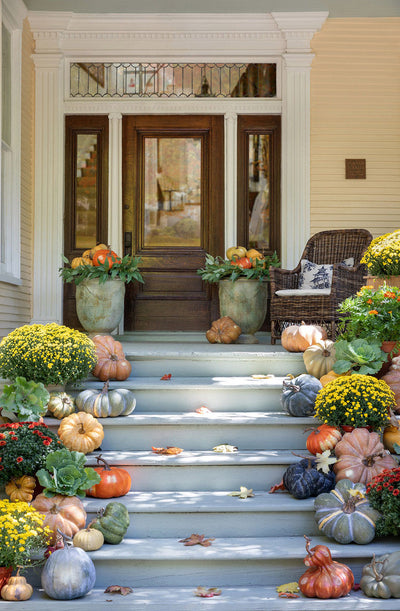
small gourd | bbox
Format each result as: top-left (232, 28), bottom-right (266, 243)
top-left (57, 412), bottom-right (104, 454)
top-left (1, 569), bottom-right (33, 601)
top-left (306, 424), bottom-right (342, 456)
top-left (281, 374), bottom-right (322, 417)
top-left (360, 552), bottom-right (400, 599)
top-left (281, 323), bottom-right (327, 353)
top-left (282, 457), bottom-right (335, 499)
top-left (206, 317), bottom-right (241, 344)
top-left (5, 475), bottom-right (36, 503)
top-left (320, 370), bottom-right (342, 386)
top-left (383, 411), bottom-right (400, 453)
top-left (92, 501), bottom-right (130, 544)
top-left (299, 536), bottom-right (354, 598)
top-left (303, 340), bottom-right (336, 379)
top-left (76, 380), bottom-right (136, 418)
top-left (47, 392), bottom-right (75, 419)
top-left (73, 521), bottom-right (104, 551)
top-left (314, 479), bottom-right (380, 544)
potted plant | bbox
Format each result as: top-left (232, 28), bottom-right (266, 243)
top-left (332, 338), bottom-right (387, 376)
top-left (313, 374), bottom-right (393, 432)
top-left (197, 248), bottom-right (280, 343)
top-left (0, 377), bottom-right (49, 422)
top-left (0, 323), bottom-right (97, 387)
top-left (361, 229), bottom-right (400, 288)
top-left (367, 466), bottom-right (400, 536)
top-left (60, 245), bottom-right (143, 334)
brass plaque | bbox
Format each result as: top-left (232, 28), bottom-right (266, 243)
top-left (345, 159), bottom-right (366, 179)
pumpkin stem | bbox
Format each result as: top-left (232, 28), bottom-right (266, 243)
top-left (370, 554), bottom-right (384, 582)
top-left (304, 535), bottom-right (312, 556)
top-left (86, 519), bottom-right (98, 530)
top-left (363, 452), bottom-right (386, 467)
top-left (56, 528), bottom-right (73, 547)
top-left (96, 454), bottom-right (111, 471)
top-left (292, 451), bottom-right (313, 469)
top-left (282, 379), bottom-right (300, 393)
top-left (101, 380), bottom-right (110, 395)
top-left (342, 498), bottom-right (357, 514)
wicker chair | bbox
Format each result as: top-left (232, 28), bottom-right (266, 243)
top-left (269, 229), bottom-right (373, 344)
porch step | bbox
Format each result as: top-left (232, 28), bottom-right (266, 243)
top-left (84, 449), bottom-right (305, 491)
top-left (45, 412), bottom-right (314, 451)
top-left (82, 491), bottom-right (318, 538)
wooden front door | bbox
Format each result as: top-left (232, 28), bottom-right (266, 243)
top-left (122, 115), bottom-right (224, 331)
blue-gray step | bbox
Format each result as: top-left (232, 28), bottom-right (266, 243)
top-left (73, 376), bottom-right (288, 412)
top-left (18, 587), bottom-right (400, 610)
top-left (84, 449), bottom-right (304, 491)
top-left (45, 413), bottom-right (315, 451)
top-left (82, 491), bottom-right (318, 538)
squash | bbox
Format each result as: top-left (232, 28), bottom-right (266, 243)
top-left (86, 455), bottom-right (131, 498)
top-left (226, 246), bottom-right (247, 260)
top-left (41, 537), bottom-right (96, 600)
top-left (360, 552), bottom-right (400, 599)
top-left (382, 356), bottom-right (400, 414)
top-left (320, 370), bottom-right (343, 387)
top-left (57, 412), bottom-right (104, 454)
top-left (92, 335), bottom-right (132, 382)
top-left (76, 380), bottom-right (136, 418)
top-left (206, 316), bottom-right (241, 344)
top-left (31, 494), bottom-right (86, 545)
top-left (5, 475), bottom-right (36, 503)
top-left (283, 457), bottom-right (335, 499)
top-left (92, 248), bottom-right (121, 268)
top-left (299, 536), bottom-right (354, 598)
top-left (314, 479), bottom-right (380, 544)
top-left (246, 249), bottom-right (264, 267)
top-left (73, 521), bottom-right (104, 551)
top-left (71, 256), bottom-right (92, 269)
top-left (281, 374), bottom-right (322, 417)
top-left (281, 323), bottom-right (327, 353)
top-left (92, 501), bottom-right (130, 544)
top-left (47, 392), bottom-right (75, 419)
top-left (89, 242), bottom-right (108, 259)
top-left (306, 424), bottom-right (342, 456)
top-left (383, 420), bottom-right (400, 453)
top-left (303, 340), bottom-right (336, 379)
top-left (334, 428), bottom-right (397, 484)
top-left (1, 569), bottom-right (33, 601)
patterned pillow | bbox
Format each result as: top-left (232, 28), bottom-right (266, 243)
top-left (298, 258), bottom-right (354, 290)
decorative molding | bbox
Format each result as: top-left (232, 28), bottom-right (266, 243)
top-left (224, 112), bottom-right (238, 252)
top-left (108, 112), bottom-right (123, 259)
top-left (3, 0), bottom-right (27, 30)
top-left (272, 12), bottom-right (328, 54)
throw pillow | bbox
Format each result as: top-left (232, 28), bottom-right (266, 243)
top-left (298, 258), bottom-right (354, 290)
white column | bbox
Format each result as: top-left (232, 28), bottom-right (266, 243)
top-left (108, 112), bottom-right (123, 256)
top-left (224, 112), bottom-right (237, 253)
top-left (31, 54), bottom-right (64, 324)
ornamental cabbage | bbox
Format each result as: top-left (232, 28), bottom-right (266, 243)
top-left (36, 448), bottom-right (100, 498)
top-left (333, 339), bottom-right (387, 375)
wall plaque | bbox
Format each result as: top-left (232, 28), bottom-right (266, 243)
top-left (345, 159), bottom-right (366, 179)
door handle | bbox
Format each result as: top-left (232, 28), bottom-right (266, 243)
top-left (124, 231), bottom-right (132, 256)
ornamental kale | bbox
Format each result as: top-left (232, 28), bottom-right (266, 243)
top-left (0, 376), bottom-right (50, 422)
top-left (36, 448), bottom-right (101, 498)
top-left (333, 338), bottom-right (387, 375)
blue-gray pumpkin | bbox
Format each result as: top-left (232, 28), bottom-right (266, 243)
top-left (41, 542), bottom-right (96, 600)
top-left (76, 380), bottom-right (136, 418)
top-left (283, 457), bottom-right (335, 499)
top-left (314, 478), bottom-right (380, 544)
top-left (281, 374), bottom-right (322, 417)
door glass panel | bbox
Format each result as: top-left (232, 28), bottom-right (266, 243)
top-left (143, 137), bottom-right (201, 247)
top-left (75, 134), bottom-right (98, 249)
top-left (248, 134), bottom-right (270, 250)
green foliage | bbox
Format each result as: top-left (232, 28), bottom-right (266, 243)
top-left (0, 376), bottom-right (50, 422)
top-left (60, 254), bottom-right (144, 286)
top-left (333, 339), bottom-right (387, 375)
top-left (197, 252), bottom-right (280, 284)
top-left (367, 467), bottom-right (400, 537)
top-left (36, 448), bottom-right (101, 498)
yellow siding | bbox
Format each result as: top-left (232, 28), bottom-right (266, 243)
top-left (310, 18), bottom-right (400, 238)
top-left (0, 18), bottom-right (34, 338)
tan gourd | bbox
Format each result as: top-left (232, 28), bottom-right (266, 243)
top-left (47, 392), bottom-right (75, 419)
top-left (73, 521), bottom-right (104, 551)
top-left (57, 412), bottom-right (104, 454)
top-left (1, 569), bottom-right (33, 601)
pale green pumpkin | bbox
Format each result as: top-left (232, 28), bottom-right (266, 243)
top-left (360, 552), bottom-right (400, 598)
top-left (76, 381), bottom-right (136, 418)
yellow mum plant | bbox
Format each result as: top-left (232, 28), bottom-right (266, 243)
top-left (0, 323), bottom-right (97, 385)
top-left (314, 374), bottom-right (393, 431)
top-left (0, 499), bottom-right (51, 569)
top-left (361, 230), bottom-right (400, 277)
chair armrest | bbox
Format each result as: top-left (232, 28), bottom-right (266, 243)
top-left (270, 267), bottom-right (299, 292)
top-left (331, 263), bottom-right (367, 301)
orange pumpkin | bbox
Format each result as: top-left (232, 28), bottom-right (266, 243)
top-left (92, 335), bottom-right (132, 381)
top-left (206, 316), bottom-right (241, 344)
top-left (31, 494), bottom-right (86, 544)
top-left (281, 323), bottom-right (327, 353)
top-left (89, 243), bottom-right (108, 259)
top-left (58, 412), bottom-right (104, 454)
top-left (92, 248), bottom-right (121, 268)
top-left (382, 356), bottom-right (400, 414)
top-left (306, 424), bottom-right (342, 456)
top-left (5, 475), bottom-right (36, 503)
top-left (86, 455), bottom-right (131, 498)
top-left (334, 428), bottom-right (397, 484)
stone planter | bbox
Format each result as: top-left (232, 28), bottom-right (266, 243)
top-left (218, 278), bottom-right (268, 344)
top-left (76, 278), bottom-right (125, 335)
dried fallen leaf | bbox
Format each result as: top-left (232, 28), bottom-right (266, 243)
top-left (179, 533), bottom-right (215, 547)
top-left (152, 446), bottom-right (183, 455)
top-left (104, 585), bottom-right (133, 596)
top-left (315, 450), bottom-right (337, 474)
top-left (160, 373), bottom-right (172, 380)
top-left (196, 406), bottom-right (212, 414)
top-left (278, 592), bottom-right (300, 598)
top-left (212, 444), bottom-right (238, 453)
top-left (251, 374), bottom-right (275, 379)
top-left (269, 480), bottom-right (286, 493)
top-left (229, 486), bottom-right (255, 499)
top-left (276, 582), bottom-right (300, 594)
top-left (194, 587), bottom-right (222, 598)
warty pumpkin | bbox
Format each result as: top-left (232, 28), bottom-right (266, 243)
top-left (5, 475), bottom-right (36, 503)
top-left (47, 392), bottom-right (75, 419)
top-left (281, 323), bottom-right (327, 353)
top-left (206, 316), bottom-right (241, 344)
top-left (57, 411), bottom-right (104, 454)
top-left (303, 340), bottom-right (336, 379)
top-left (1, 569), bottom-right (33, 601)
top-left (360, 552), bottom-right (400, 599)
top-left (314, 478), bottom-right (380, 545)
top-left (92, 334), bottom-right (132, 382)
top-left (76, 380), bottom-right (136, 418)
top-left (306, 424), bottom-right (342, 456)
top-left (282, 457), bottom-right (335, 499)
top-left (31, 493), bottom-right (87, 544)
top-left (281, 374), bottom-right (322, 417)
top-left (92, 501), bottom-right (130, 544)
top-left (334, 428), bottom-right (397, 484)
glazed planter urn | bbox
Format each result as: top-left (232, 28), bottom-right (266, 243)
top-left (75, 278), bottom-right (125, 335)
top-left (218, 278), bottom-right (268, 344)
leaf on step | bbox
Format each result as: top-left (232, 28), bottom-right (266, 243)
top-left (160, 373), bottom-right (172, 380)
top-left (104, 585), bottom-right (133, 596)
top-left (315, 449), bottom-right (337, 474)
top-left (251, 374), bottom-right (275, 379)
top-left (194, 587), bottom-right (222, 598)
top-left (196, 406), bottom-right (212, 414)
top-left (276, 582), bottom-right (300, 594)
top-left (229, 486), bottom-right (255, 499)
top-left (152, 446), bottom-right (183, 455)
top-left (179, 533), bottom-right (215, 547)
top-left (269, 480), bottom-right (286, 493)
top-left (212, 444), bottom-right (238, 453)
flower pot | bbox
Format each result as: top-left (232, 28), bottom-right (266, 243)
top-left (218, 278), bottom-right (268, 344)
top-left (75, 278), bottom-right (125, 335)
top-left (341, 425), bottom-right (373, 434)
top-left (0, 567), bottom-right (12, 590)
top-left (365, 275), bottom-right (400, 289)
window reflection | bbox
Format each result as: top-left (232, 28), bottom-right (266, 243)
top-left (75, 134), bottom-right (98, 249)
top-left (248, 134), bottom-right (270, 250)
